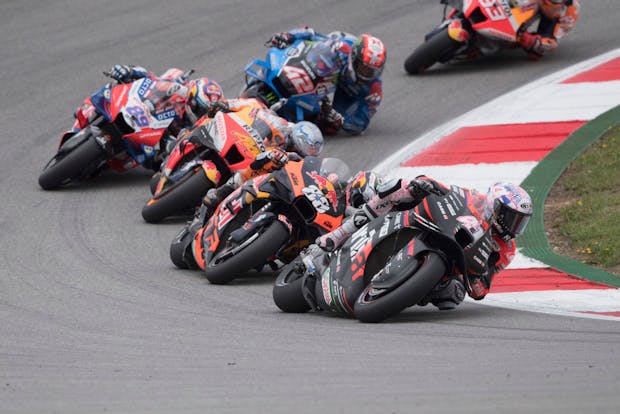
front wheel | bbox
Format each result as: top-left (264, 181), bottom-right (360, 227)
top-left (141, 170), bottom-right (213, 223)
top-left (404, 28), bottom-right (462, 75)
top-left (203, 220), bottom-right (290, 284)
top-left (273, 260), bottom-right (312, 313)
top-left (38, 136), bottom-right (107, 190)
top-left (354, 252), bottom-right (447, 323)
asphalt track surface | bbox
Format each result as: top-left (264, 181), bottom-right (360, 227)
top-left (2, 1), bottom-right (620, 412)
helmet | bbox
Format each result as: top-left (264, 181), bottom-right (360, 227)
top-left (319, 157), bottom-right (352, 201)
top-left (186, 77), bottom-right (224, 121)
top-left (349, 34), bottom-right (386, 82)
top-left (289, 121), bottom-right (324, 157)
top-left (537, 0), bottom-right (567, 19)
top-left (486, 182), bottom-right (533, 241)
top-left (346, 170), bottom-right (382, 208)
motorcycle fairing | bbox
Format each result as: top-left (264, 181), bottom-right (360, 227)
top-left (244, 39), bottom-right (337, 121)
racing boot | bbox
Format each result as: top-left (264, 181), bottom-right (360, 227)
top-left (420, 276), bottom-right (466, 310)
top-left (202, 183), bottom-right (235, 216)
top-left (316, 208), bottom-right (370, 251)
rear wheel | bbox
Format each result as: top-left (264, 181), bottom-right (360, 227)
top-left (204, 220), bottom-right (290, 284)
top-left (404, 28), bottom-right (462, 75)
top-left (354, 252), bottom-right (446, 323)
top-left (141, 170), bottom-right (213, 223)
top-left (273, 260), bottom-right (312, 313)
top-left (38, 136), bottom-right (107, 190)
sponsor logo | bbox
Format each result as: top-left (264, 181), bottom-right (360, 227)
top-left (138, 78), bottom-right (153, 98)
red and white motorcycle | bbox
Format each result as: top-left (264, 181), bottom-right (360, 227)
top-left (404, 0), bottom-right (537, 74)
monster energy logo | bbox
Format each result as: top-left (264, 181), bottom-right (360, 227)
top-left (265, 91), bottom-right (278, 105)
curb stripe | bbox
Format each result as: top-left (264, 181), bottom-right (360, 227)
top-left (490, 268), bottom-right (613, 293)
top-left (561, 56), bottom-right (620, 83)
top-left (402, 121), bottom-right (585, 166)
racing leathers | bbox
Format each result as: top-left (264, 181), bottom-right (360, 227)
top-left (309, 173), bottom-right (518, 310)
top-left (518, 0), bottom-right (580, 59)
top-left (266, 27), bottom-right (383, 135)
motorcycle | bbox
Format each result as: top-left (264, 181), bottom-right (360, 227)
top-left (169, 156), bottom-right (350, 284)
top-left (38, 69), bottom-right (193, 190)
top-left (273, 185), bottom-right (495, 323)
top-left (404, 0), bottom-right (537, 74)
top-left (241, 38), bottom-right (338, 122)
top-left (141, 98), bottom-right (288, 223)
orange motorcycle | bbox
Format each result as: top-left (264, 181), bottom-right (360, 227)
top-left (169, 156), bottom-right (349, 284)
top-left (142, 99), bottom-right (286, 223)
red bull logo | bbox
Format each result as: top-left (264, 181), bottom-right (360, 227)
top-left (306, 171), bottom-right (338, 209)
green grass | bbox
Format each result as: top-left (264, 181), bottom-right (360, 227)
top-left (554, 126), bottom-right (620, 267)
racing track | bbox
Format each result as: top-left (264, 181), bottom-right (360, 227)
top-left (2, 1), bottom-right (620, 412)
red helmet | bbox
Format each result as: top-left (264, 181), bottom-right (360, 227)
top-left (186, 78), bottom-right (224, 121)
top-left (350, 34), bottom-right (386, 82)
top-left (537, 0), bottom-right (567, 19)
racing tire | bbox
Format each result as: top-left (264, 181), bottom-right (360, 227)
top-left (273, 260), bottom-right (312, 313)
top-left (38, 136), bottom-right (106, 190)
top-left (404, 28), bottom-right (461, 75)
top-left (354, 252), bottom-right (447, 323)
top-left (141, 170), bottom-right (213, 223)
top-left (204, 220), bottom-right (290, 285)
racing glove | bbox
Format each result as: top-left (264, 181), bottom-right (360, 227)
top-left (206, 99), bottom-right (230, 118)
top-left (109, 64), bottom-right (147, 83)
top-left (266, 32), bottom-right (293, 49)
top-left (318, 100), bottom-right (344, 135)
top-left (252, 148), bottom-right (289, 170)
top-left (407, 175), bottom-right (448, 201)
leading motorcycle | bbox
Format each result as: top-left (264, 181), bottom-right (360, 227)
top-left (38, 69), bottom-right (193, 190)
top-left (273, 185), bottom-right (495, 323)
top-left (170, 156), bottom-right (349, 284)
top-left (404, 0), bottom-right (537, 74)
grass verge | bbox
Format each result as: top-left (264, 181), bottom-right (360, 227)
top-left (546, 125), bottom-right (620, 274)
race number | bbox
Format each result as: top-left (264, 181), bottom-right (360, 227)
top-left (282, 66), bottom-right (314, 94)
top-left (478, 0), bottom-right (508, 21)
top-left (302, 185), bottom-right (330, 213)
top-left (125, 106), bottom-right (150, 127)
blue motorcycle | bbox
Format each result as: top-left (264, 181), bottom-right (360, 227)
top-left (242, 38), bottom-right (338, 122)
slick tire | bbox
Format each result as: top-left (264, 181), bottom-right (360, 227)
top-left (141, 171), bottom-right (213, 223)
top-left (273, 260), bottom-right (312, 313)
top-left (404, 28), bottom-right (461, 75)
top-left (204, 220), bottom-right (289, 285)
top-left (354, 252), bottom-right (446, 323)
top-left (38, 137), bottom-right (106, 190)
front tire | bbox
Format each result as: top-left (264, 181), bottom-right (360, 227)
top-left (404, 28), bottom-right (461, 75)
top-left (273, 260), bottom-right (312, 313)
top-left (354, 252), bottom-right (446, 323)
top-left (141, 170), bottom-right (213, 223)
top-left (204, 220), bottom-right (290, 284)
top-left (38, 137), bottom-right (106, 190)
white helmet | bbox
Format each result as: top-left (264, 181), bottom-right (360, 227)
top-left (289, 121), bottom-right (324, 157)
top-left (486, 182), bottom-right (533, 241)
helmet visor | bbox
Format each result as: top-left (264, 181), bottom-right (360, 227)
top-left (355, 60), bottom-right (382, 82)
top-left (497, 204), bottom-right (531, 237)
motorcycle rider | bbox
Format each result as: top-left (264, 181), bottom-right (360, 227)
top-left (265, 27), bottom-right (386, 135)
top-left (109, 64), bottom-right (225, 128)
top-left (300, 172), bottom-right (533, 311)
top-left (518, 0), bottom-right (580, 59)
top-left (198, 97), bottom-right (325, 215)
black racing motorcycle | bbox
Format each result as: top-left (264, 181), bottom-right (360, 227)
top-left (273, 185), bottom-right (495, 323)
